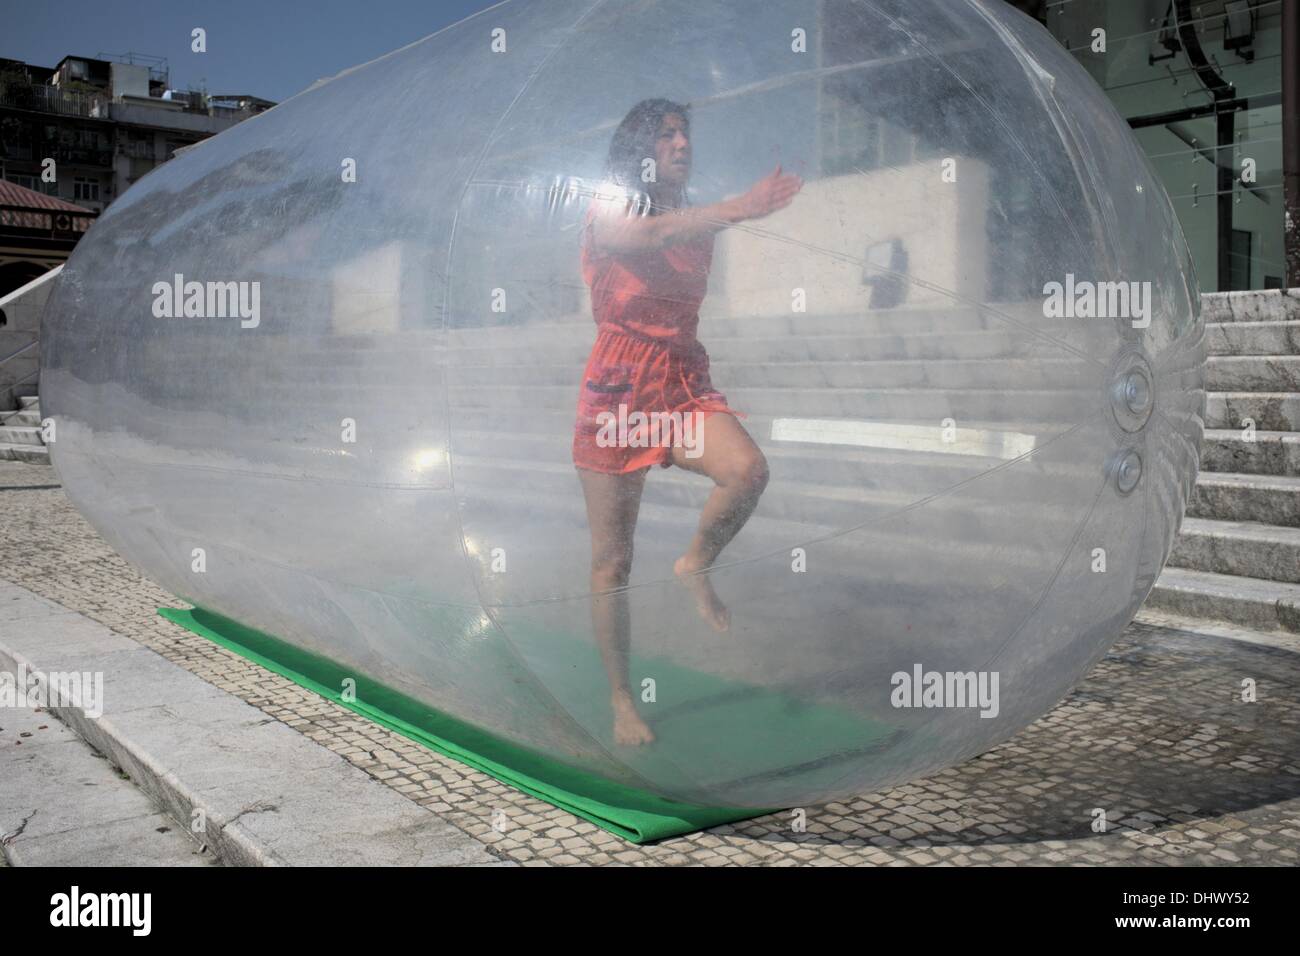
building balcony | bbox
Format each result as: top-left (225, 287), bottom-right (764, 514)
top-left (0, 83), bottom-right (108, 118)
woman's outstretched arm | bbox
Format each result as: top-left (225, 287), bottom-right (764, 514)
top-left (589, 164), bottom-right (803, 254)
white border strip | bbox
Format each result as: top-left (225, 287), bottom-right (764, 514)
top-left (769, 417), bottom-right (1037, 460)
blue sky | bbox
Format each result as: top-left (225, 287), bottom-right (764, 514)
top-left (0, 0), bottom-right (497, 102)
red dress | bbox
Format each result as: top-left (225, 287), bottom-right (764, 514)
top-left (572, 202), bottom-right (738, 474)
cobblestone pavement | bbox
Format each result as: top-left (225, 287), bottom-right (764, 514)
top-left (3, 459), bottom-right (1298, 866)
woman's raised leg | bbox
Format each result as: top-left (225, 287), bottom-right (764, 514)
top-left (671, 413), bottom-right (770, 631)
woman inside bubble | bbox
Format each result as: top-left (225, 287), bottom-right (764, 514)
top-left (573, 98), bottom-right (803, 745)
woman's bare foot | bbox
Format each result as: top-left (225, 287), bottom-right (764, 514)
top-left (674, 554), bottom-right (730, 632)
top-left (611, 693), bottom-right (655, 746)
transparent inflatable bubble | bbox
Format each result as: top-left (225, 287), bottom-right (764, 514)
top-left (41, 0), bottom-right (1203, 809)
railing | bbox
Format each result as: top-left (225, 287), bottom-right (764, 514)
top-left (54, 146), bottom-right (114, 166)
top-left (0, 83), bottom-right (108, 118)
top-left (0, 339), bottom-right (39, 413)
top-left (0, 337), bottom-right (37, 369)
top-left (2, 81), bottom-right (245, 119)
top-left (0, 204), bottom-right (97, 236)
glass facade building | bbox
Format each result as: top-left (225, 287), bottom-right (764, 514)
top-left (1038, 0), bottom-right (1295, 292)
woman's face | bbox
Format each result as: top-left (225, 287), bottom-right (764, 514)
top-left (653, 112), bottom-right (691, 188)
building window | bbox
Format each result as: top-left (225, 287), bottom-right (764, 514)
top-left (1229, 229), bottom-right (1253, 292)
top-left (124, 133), bottom-right (153, 158)
top-left (74, 177), bottom-right (100, 201)
top-left (6, 175), bottom-right (59, 196)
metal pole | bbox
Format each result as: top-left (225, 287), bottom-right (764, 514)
top-left (1176, 0), bottom-right (1237, 290)
top-left (1219, 106), bottom-right (1236, 289)
top-left (1283, 0), bottom-right (1300, 286)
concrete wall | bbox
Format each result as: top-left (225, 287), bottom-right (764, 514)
top-left (711, 159), bottom-right (990, 316)
top-left (110, 63), bottom-right (150, 100)
top-left (108, 101), bottom-right (245, 135)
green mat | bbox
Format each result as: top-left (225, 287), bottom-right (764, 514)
top-left (159, 605), bottom-right (895, 843)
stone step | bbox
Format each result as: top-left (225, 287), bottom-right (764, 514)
top-left (1188, 472), bottom-right (1300, 526)
top-left (1168, 516), bottom-right (1300, 583)
top-left (445, 307), bottom-right (997, 346)
top-left (448, 384), bottom-right (1093, 422)
top-left (149, 339), bottom-right (1096, 380)
top-left (195, 354), bottom-right (1096, 391)
top-left (1200, 429), bottom-right (1300, 476)
top-left (1146, 566), bottom-right (1300, 633)
top-left (0, 425), bottom-right (43, 446)
top-left (1207, 320), bottom-right (1300, 356)
top-left (96, 364), bottom-right (1096, 418)
top-left (18, 395), bottom-right (39, 409)
top-left (0, 408), bottom-right (39, 427)
top-left (446, 357), bottom-right (1095, 391)
top-left (453, 451), bottom-right (1096, 549)
top-left (0, 442), bottom-right (48, 463)
top-left (453, 479), bottom-right (1085, 604)
top-left (456, 410), bottom-right (1030, 442)
top-left (1200, 289), bottom-right (1300, 324)
top-left (0, 690), bottom-right (219, 866)
top-left (1205, 356), bottom-right (1300, 391)
top-left (1205, 392), bottom-right (1300, 431)
top-left (0, 582), bottom-right (502, 866)
top-left (450, 423), bottom-right (1047, 488)
top-left (129, 309), bottom-right (1003, 359)
top-left (449, 328), bottom-right (1060, 367)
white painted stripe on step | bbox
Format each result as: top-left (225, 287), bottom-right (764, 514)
top-left (768, 418), bottom-right (1037, 459)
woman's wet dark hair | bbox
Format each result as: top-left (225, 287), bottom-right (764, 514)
top-left (605, 98), bottom-right (691, 204)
